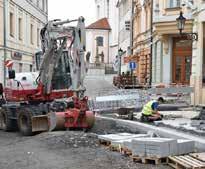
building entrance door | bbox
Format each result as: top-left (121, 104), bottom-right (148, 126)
top-left (173, 38), bottom-right (192, 84)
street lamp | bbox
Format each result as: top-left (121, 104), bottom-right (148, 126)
top-left (118, 48), bottom-right (123, 76)
top-left (176, 11), bottom-right (186, 34)
top-left (176, 11), bottom-right (198, 41)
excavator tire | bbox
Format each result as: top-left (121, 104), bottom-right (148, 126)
top-left (0, 108), bottom-right (14, 131)
top-left (17, 107), bottom-right (33, 136)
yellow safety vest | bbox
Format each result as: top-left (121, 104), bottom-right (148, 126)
top-left (142, 100), bottom-right (156, 116)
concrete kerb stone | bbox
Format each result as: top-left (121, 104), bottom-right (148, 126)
top-left (97, 116), bottom-right (205, 151)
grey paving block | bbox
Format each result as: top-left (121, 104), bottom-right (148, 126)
top-left (110, 134), bottom-right (149, 147)
top-left (111, 139), bottom-right (133, 147)
top-left (131, 138), bottom-right (178, 157)
top-left (98, 133), bottom-right (134, 141)
top-left (177, 139), bottom-right (195, 155)
top-left (99, 133), bottom-right (149, 142)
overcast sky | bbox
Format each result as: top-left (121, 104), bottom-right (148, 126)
top-left (48, 0), bottom-right (96, 26)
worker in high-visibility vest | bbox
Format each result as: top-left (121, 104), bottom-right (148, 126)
top-left (140, 98), bottom-right (164, 122)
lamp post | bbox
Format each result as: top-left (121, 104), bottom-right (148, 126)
top-left (176, 11), bottom-right (198, 41)
top-left (118, 48), bottom-right (123, 76)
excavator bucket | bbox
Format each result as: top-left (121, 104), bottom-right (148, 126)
top-left (31, 115), bottom-right (49, 132)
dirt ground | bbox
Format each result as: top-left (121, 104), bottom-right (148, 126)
top-left (0, 75), bottom-right (171, 169)
top-left (0, 121), bottom-right (171, 169)
top-left (0, 126), bottom-right (171, 169)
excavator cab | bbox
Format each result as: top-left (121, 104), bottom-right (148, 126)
top-left (8, 70), bottom-right (16, 79)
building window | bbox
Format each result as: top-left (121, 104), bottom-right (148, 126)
top-left (18, 18), bottom-right (22, 40)
top-left (30, 24), bottom-right (34, 44)
top-left (45, 0), bottom-right (48, 13)
top-left (10, 12), bottom-right (14, 37)
top-left (96, 36), bottom-right (104, 46)
top-left (37, 28), bottom-right (40, 46)
top-left (145, 8), bottom-right (148, 30)
top-left (19, 63), bottom-right (23, 73)
top-left (37, 0), bottom-right (39, 7)
top-left (42, 0), bottom-right (45, 11)
top-left (167, 0), bottom-right (181, 8)
top-left (30, 65), bottom-right (33, 72)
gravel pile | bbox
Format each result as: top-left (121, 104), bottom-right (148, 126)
top-left (40, 131), bottom-right (99, 149)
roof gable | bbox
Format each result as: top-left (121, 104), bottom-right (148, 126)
top-left (86, 18), bottom-right (111, 30)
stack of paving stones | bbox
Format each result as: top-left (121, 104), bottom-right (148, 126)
top-left (98, 133), bottom-right (195, 159)
top-left (131, 138), bottom-right (178, 158)
top-left (131, 138), bottom-right (195, 157)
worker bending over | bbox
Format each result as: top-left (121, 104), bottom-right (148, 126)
top-left (140, 98), bottom-right (164, 122)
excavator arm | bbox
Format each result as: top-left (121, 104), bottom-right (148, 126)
top-left (38, 17), bottom-right (86, 97)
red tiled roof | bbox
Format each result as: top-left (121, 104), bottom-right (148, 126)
top-left (86, 18), bottom-right (111, 30)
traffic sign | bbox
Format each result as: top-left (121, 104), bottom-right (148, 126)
top-left (129, 61), bottom-right (137, 70)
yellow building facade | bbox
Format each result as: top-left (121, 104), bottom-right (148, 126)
top-left (132, 0), bottom-right (152, 85)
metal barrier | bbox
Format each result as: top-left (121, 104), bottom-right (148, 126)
top-left (88, 86), bottom-right (194, 112)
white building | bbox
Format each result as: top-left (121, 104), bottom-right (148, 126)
top-left (116, 0), bottom-right (132, 73)
top-left (0, 0), bottom-right (48, 84)
top-left (86, 18), bottom-right (111, 64)
top-left (117, 0), bottom-right (132, 53)
top-left (95, 0), bottom-right (119, 63)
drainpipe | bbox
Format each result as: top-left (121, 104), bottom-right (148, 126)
top-left (3, 0), bottom-right (7, 86)
top-left (149, 0), bottom-right (153, 86)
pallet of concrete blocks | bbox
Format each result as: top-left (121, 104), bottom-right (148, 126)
top-left (130, 138), bottom-right (195, 165)
top-left (98, 133), bottom-right (149, 148)
top-left (110, 134), bottom-right (149, 153)
top-left (131, 138), bottom-right (178, 157)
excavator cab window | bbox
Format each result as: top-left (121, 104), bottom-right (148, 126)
top-left (8, 70), bottom-right (16, 79)
top-left (35, 51), bottom-right (43, 71)
top-left (52, 51), bottom-right (72, 90)
top-left (22, 77), bottom-right (27, 81)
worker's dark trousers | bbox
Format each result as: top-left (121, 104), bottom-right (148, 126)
top-left (140, 114), bottom-right (153, 122)
top-left (140, 114), bottom-right (163, 122)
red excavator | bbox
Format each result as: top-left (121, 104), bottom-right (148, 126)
top-left (0, 17), bottom-right (95, 136)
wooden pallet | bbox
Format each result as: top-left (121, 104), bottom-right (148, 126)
top-left (168, 155), bottom-right (205, 169)
top-left (132, 155), bottom-right (168, 165)
top-left (109, 145), bottom-right (120, 152)
top-left (99, 139), bottom-right (111, 146)
top-left (190, 153), bottom-right (205, 162)
top-left (120, 147), bottom-right (132, 156)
